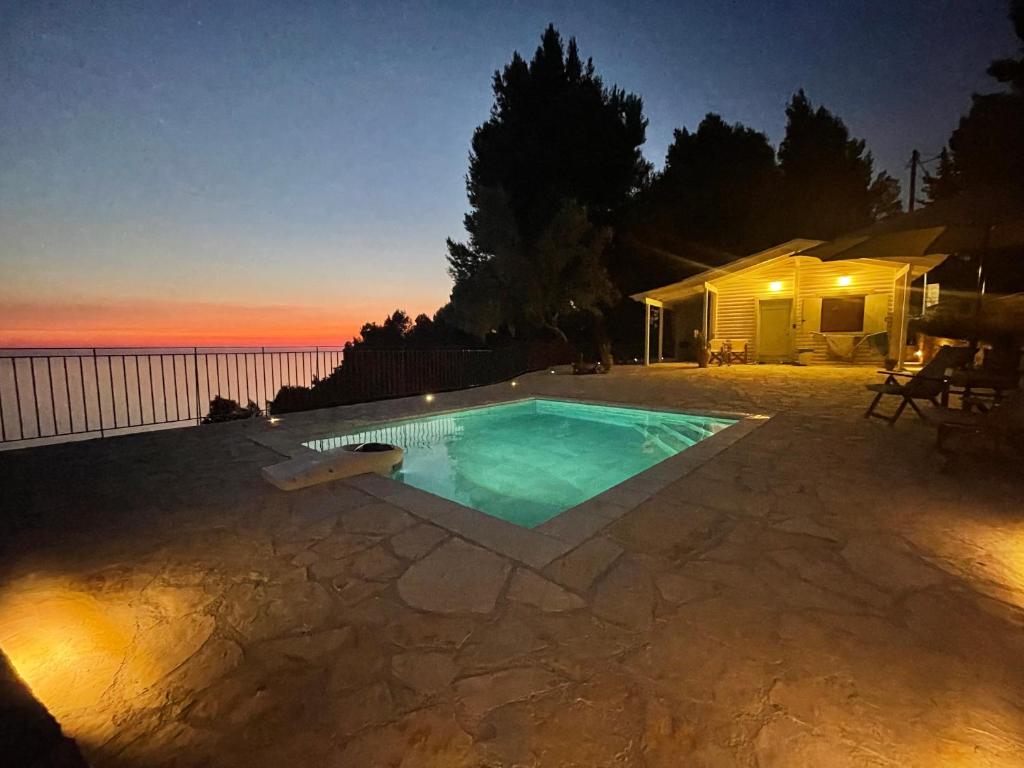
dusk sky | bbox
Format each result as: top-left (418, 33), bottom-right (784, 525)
top-left (1, 1), bottom-right (1018, 347)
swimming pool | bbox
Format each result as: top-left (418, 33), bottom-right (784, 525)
top-left (304, 399), bottom-right (735, 528)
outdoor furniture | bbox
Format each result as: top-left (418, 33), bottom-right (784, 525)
top-left (707, 339), bottom-right (728, 366)
top-left (864, 345), bottom-right (975, 425)
top-left (924, 389), bottom-right (1024, 465)
top-left (941, 368), bottom-right (1020, 411)
top-left (726, 339), bottom-right (749, 364)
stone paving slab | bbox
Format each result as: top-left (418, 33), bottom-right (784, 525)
top-left (1, 364), bottom-right (1023, 766)
top-left (396, 538), bottom-right (512, 614)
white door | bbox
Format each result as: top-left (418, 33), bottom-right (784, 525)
top-left (758, 299), bottom-right (793, 361)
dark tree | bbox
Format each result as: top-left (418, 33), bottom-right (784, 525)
top-left (778, 90), bottom-right (892, 239)
top-left (987, 0), bottom-right (1024, 92)
top-left (921, 148), bottom-right (961, 203)
top-left (446, 24), bottom-right (649, 340)
top-left (345, 307), bottom-right (476, 351)
top-left (925, 1), bottom-right (1024, 199)
top-left (641, 113), bottom-right (781, 254)
top-left (350, 310), bottom-right (411, 349)
top-left (869, 171), bottom-right (903, 220)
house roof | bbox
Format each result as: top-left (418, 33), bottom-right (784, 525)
top-left (629, 239), bottom-right (823, 304)
top-left (630, 237), bottom-right (947, 305)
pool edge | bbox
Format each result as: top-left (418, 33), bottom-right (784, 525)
top-left (332, 404), bottom-right (769, 568)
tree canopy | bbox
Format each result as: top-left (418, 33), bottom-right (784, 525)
top-left (445, 24), bottom-right (649, 340)
top-left (778, 90), bottom-right (897, 239)
top-left (346, 308), bottom-right (474, 350)
top-left (924, 0), bottom-right (1024, 200)
top-left (640, 113), bottom-right (781, 254)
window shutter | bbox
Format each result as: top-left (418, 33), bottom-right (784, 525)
top-left (864, 293), bottom-right (889, 333)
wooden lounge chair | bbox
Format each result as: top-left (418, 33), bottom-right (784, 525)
top-left (707, 339), bottom-right (727, 366)
top-left (864, 345), bottom-right (975, 425)
top-left (727, 339), bottom-right (749, 365)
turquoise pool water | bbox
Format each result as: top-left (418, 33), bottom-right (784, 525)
top-left (304, 399), bottom-right (734, 528)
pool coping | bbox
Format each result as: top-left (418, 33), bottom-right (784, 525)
top-left (255, 396), bottom-right (770, 569)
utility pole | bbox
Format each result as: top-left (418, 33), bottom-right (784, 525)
top-left (908, 149), bottom-right (919, 212)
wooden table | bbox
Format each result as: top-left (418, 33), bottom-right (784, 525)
top-left (941, 370), bottom-right (1019, 411)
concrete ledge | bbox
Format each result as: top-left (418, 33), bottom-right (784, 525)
top-left (262, 444), bottom-right (403, 491)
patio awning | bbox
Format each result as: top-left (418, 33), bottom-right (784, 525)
top-left (800, 186), bottom-right (1024, 264)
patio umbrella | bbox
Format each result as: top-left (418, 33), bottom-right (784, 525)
top-left (800, 186), bottom-right (1024, 349)
top-left (800, 186), bottom-right (1024, 264)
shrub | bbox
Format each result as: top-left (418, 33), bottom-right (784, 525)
top-left (202, 395), bottom-right (261, 424)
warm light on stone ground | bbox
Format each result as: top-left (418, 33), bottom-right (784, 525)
top-left (1, 364), bottom-right (1023, 766)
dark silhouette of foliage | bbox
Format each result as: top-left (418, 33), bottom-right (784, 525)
top-left (446, 25), bottom-right (649, 341)
top-left (921, 148), bottom-right (961, 204)
top-left (269, 340), bottom-right (572, 414)
top-left (353, 310), bottom-right (412, 349)
top-left (202, 396), bottom-right (261, 423)
top-left (627, 99), bottom-right (900, 266)
top-left (639, 113), bottom-right (782, 254)
top-left (948, 91), bottom-right (1024, 195)
top-left (778, 90), bottom-right (897, 239)
top-left (925, 1), bottom-right (1024, 200)
top-left (869, 171), bottom-right (903, 220)
top-left (345, 307), bottom-right (476, 351)
top-left (987, 0), bottom-right (1024, 91)
top-left (450, 198), bottom-right (617, 342)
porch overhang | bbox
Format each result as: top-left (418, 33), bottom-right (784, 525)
top-left (629, 238), bottom-right (825, 306)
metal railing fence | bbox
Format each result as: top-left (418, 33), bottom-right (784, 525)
top-left (0, 341), bottom-right (573, 447)
top-left (0, 347), bottom-right (343, 445)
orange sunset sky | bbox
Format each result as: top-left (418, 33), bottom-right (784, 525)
top-left (4, 4), bottom-right (1012, 348)
top-left (0, 219), bottom-right (453, 348)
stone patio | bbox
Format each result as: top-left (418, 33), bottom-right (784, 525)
top-left (2, 364), bottom-right (1023, 766)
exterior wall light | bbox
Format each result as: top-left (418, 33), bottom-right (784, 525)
top-left (768, 281), bottom-right (783, 292)
top-left (837, 275), bottom-right (852, 287)
top-left (424, 393), bottom-right (435, 403)
top-left (510, 381), bottom-right (518, 387)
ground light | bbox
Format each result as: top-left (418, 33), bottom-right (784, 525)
top-left (0, 586), bottom-right (131, 716)
top-left (0, 579), bottom-right (199, 731)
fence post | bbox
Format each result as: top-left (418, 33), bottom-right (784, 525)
top-left (261, 347), bottom-right (269, 414)
top-left (92, 348), bottom-right (105, 437)
top-left (193, 347), bottom-right (201, 426)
